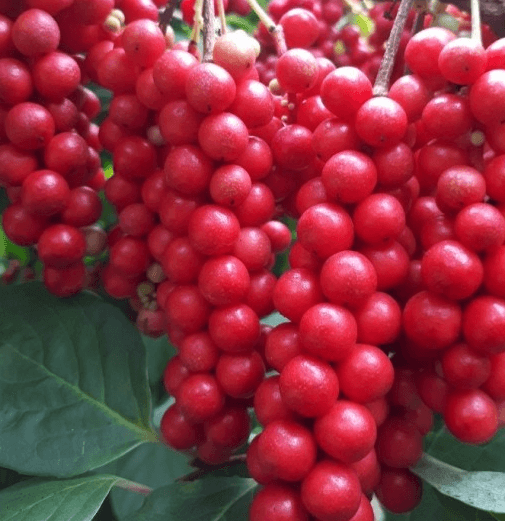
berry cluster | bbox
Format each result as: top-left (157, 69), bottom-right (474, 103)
top-left (92, 19), bottom-right (294, 453)
top-left (4, 0), bottom-right (505, 519)
top-left (0, 0), bottom-right (118, 296)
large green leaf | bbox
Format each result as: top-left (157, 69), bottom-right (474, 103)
top-left (124, 477), bottom-right (257, 521)
top-left (0, 474), bottom-right (128, 521)
top-left (0, 282), bottom-right (156, 478)
top-left (426, 424), bottom-right (505, 473)
top-left (411, 453), bottom-right (505, 514)
top-left (107, 443), bottom-right (192, 520)
top-left (142, 335), bottom-right (176, 388)
top-left (383, 483), bottom-right (497, 520)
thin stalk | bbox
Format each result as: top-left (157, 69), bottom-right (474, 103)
top-left (373, 0), bottom-right (415, 96)
top-left (247, 0), bottom-right (287, 55)
top-left (190, 0), bottom-right (204, 44)
top-left (159, 0), bottom-right (178, 33)
top-left (471, 0), bottom-right (482, 45)
top-left (202, 0), bottom-right (216, 61)
top-left (216, 0), bottom-right (227, 35)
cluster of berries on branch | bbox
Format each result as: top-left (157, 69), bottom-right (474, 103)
top-left (3, 0), bottom-right (505, 519)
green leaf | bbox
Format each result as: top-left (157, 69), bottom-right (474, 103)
top-left (0, 474), bottom-right (125, 521)
top-left (124, 477), bottom-right (257, 521)
top-left (226, 14), bottom-right (257, 33)
top-left (426, 424), bottom-right (505, 473)
top-left (261, 311), bottom-right (288, 327)
top-left (0, 282), bottom-right (156, 478)
top-left (142, 335), bottom-right (176, 388)
top-left (383, 483), bottom-right (497, 520)
top-left (107, 443), bottom-right (191, 520)
top-left (0, 220), bottom-right (30, 264)
top-left (411, 453), bottom-right (505, 513)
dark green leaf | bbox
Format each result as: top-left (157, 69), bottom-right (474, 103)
top-left (107, 443), bottom-right (191, 520)
top-left (0, 474), bottom-right (125, 521)
top-left (426, 424), bottom-right (505, 473)
top-left (0, 282), bottom-right (156, 478)
top-left (383, 483), bottom-right (497, 520)
top-left (124, 477), bottom-right (257, 521)
top-left (142, 335), bottom-right (177, 388)
top-left (411, 453), bottom-right (505, 513)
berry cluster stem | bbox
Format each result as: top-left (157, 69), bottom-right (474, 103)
top-left (202, 0), bottom-right (217, 61)
top-left (216, 0), bottom-right (228, 35)
top-left (471, 0), bottom-right (482, 45)
top-left (190, 0), bottom-right (205, 44)
top-left (159, 0), bottom-right (177, 33)
top-left (247, 0), bottom-right (287, 55)
top-left (373, 0), bottom-right (415, 96)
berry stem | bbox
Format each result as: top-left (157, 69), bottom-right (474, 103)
top-left (373, 0), bottom-right (415, 96)
top-left (190, 0), bottom-right (204, 44)
top-left (247, 0), bottom-right (287, 55)
top-left (216, 0), bottom-right (228, 34)
top-left (471, 0), bottom-right (482, 45)
top-left (159, 0), bottom-right (177, 33)
top-left (202, 0), bottom-right (216, 61)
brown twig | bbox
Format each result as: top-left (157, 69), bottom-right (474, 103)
top-left (373, 0), bottom-right (415, 96)
top-left (159, 0), bottom-right (178, 33)
top-left (202, 0), bottom-right (216, 61)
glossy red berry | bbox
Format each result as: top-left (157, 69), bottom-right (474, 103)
top-left (37, 224), bottom-right (86, 268)
top-left (256, 420), bottom-right (317, 482)
top-left (444, 389), bottom-right (498, 444)
top-left (314, 400), bottom-right (377, 464)
top-left (301, 460), bottom-right (361, 521)
top-left (279, 355), bottom-right (339, 418)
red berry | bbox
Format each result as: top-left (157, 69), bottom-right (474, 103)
top-left (301, 459), bottom-right (361, 521)
top-left (279, 355), bottom-right (339, 418)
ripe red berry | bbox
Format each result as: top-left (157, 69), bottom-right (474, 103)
top-left (299, 302), bottom-right (357, 362)
top-left (444, 389), bottom-right (498, 444)
top-left (463, 296), bottom-right (505, 355)
top-left (297, 203), bottom-right (354, 260)
top-left (314, 400), bottom-right (377, 463)
top-left (320, 66), bottom-right (372, 120)
top-left (403, 290), bottom-right (462, 350)
top-left (279, 355), bottom-right (339, 418)
top-left (37, 224), bottom-right (86, 268)
top-left (188, 205), bottom-right (241, 255)
top-left (320, 251), bottom-right (377, 308)
top-left (21, 169), bottom-right (70, 217)
top-left (209, 304), bottom-right (260, 353)
top-left (321, 150), bottom-right (377, 204)
top-left (5, 102), bottom-right (55, 150)
top-left (256, 420), bottom-right (317, 482)
top-left (177, 373), bottom-right (225, 423)
top-left (420, 240), bottom-right (484, 300)
top-left (160, 404), bottom-right (203, 450)
top-left (275, 48), bottom-right (318, 93)
top-left (301, 459), bottom-right (361, 521)
top-left (198, 255), bottom-right (251, 307)
top-left (12, 8), bottom-right (60, 56)
top-left (249, 483), bottom-right (309, 521)
top-left (337, 344), bottom-right (394, 403)
top-left (375, 468), bottom-right (422, 514)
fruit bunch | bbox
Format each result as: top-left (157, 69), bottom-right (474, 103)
top-left (3, 0), bottom-right (505, 519)
top-left (0, 0), bottom-right (122, 296)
